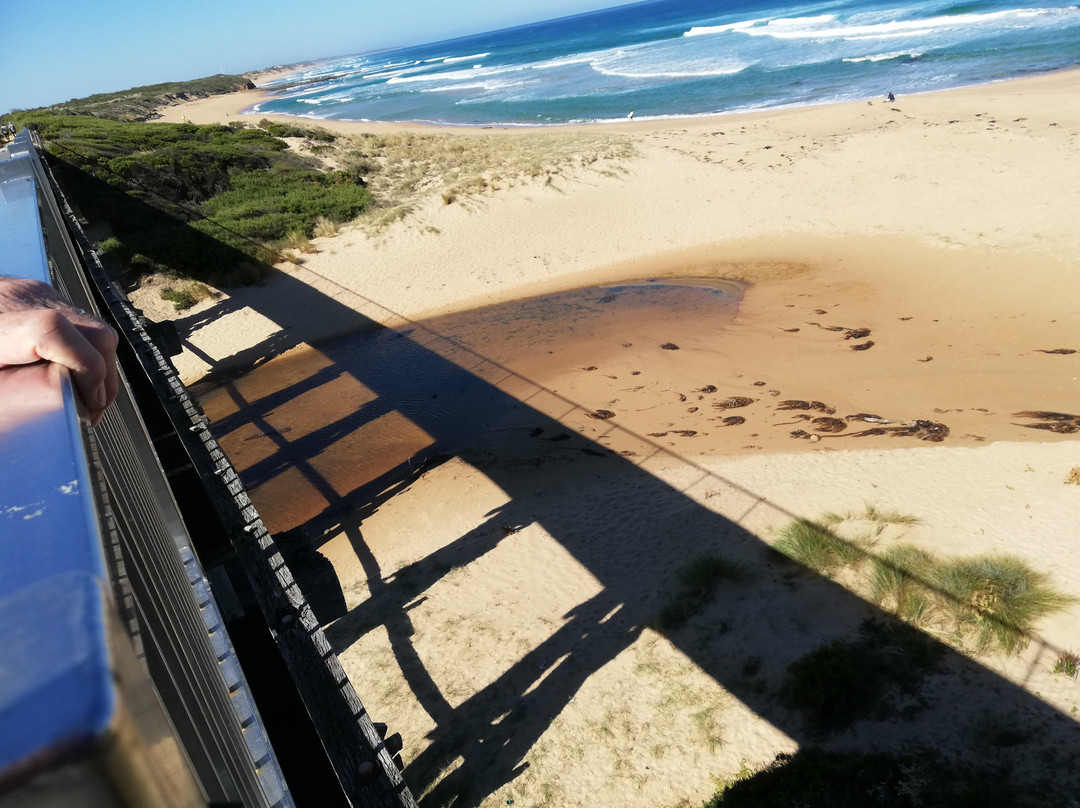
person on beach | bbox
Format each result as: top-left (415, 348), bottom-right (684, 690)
top-left (0, 276), bottom-right (119, 425)
top-left (887, 91), bottom-right (896, 102)
top-left (627, 110), bottom-right (634, 119)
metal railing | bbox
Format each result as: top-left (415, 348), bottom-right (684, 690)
top-left (0, 128), bottom-right (291, 808)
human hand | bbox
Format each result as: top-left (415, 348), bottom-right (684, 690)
top-left (0, 277), bottom-right (119, 426)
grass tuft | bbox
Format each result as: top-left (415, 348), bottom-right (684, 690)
top-left (312, 215), bottom-right (339, 238)
top-left (868, 544), bottom-right (939, 626)
top-left (772, 518), bottom-right (867, 576)
top-left (651, 553), bottom-right (748, 634)
top-left (775, 509), bottom-right (1072, 656)
top-left (282, 230), bottom-right (317, 254)
top-left (1052, 651), bottom-right (1080, 679)
top-left (932, 554), bottom-right (1075, 654)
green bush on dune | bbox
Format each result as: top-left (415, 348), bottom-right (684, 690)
top-left (11, 112), bottom-right (371, 286)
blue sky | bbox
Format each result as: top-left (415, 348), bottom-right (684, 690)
top-left (1, 0), bottom-right (627, 112)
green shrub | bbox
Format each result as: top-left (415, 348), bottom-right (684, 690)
top-left (160, 287), bottom-right (197, 311)
top-left (97, 236), bottom-right (124, 254)
top-left (16, 114), bottom-right (370, 285)
top-left (257, 118), bottom-right (336, 142)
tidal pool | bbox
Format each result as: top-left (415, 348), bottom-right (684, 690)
top-left (201, 278), bottom-right (743, 533)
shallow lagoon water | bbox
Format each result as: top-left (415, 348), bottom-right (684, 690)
top-left (203, 279), bottom-right (743, 533)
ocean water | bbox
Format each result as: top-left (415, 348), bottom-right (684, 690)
top-left (252, 0), bottom-right (1080, 125)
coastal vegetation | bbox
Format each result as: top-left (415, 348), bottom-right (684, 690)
top-left (771, 510), bottom-right (1073, 655)
top-left (342, 130), bottom-right (636, 233)
top-left (780, 619), bottom-right (941, 731)
top-left (12, 112), bottom-right (371, 286)
top-left (7, 89), bottom-right (635, 291)
top-left (18, 74), bottom-right (256, 122)
top-left (706, 747), bottom-right (1017, 807)
top-left (1053, 650), bottom-right (1080, 678)
top-left (649, 553), bottom-right (749, 634)
top-left (771, 517), bottom-right (869, 575)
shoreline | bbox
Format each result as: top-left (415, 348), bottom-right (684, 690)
top-left (163, 64), bottom-right (1080, 135)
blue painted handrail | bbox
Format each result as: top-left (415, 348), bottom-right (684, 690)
top-left (0, 131), bottom-right (114, 780)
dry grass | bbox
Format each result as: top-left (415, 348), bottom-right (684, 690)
top-left (1065, 466), bottom-right (1080, 485)
top-left (282, 230), bottom-right (317, 254)
top-left (312, 215), bottom-right (339, 238)
top-left (342, 130), bottom-right (637, 232)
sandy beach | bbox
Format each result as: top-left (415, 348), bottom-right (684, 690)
top-left (153, 70), bottom-right (1080, 805)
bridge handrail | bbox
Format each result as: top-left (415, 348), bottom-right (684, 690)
top-left (0, 127), bottom-right (290, 808)
top-left (0, 129), bottom-right (120, 786)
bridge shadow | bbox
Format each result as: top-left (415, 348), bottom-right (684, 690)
top-left (193, 264), bottom-right (1080, 804)
top-left (49, 156), bottom-right (1078, 803)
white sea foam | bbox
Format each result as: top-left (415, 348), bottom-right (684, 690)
top-left (531, 40), bottom-right (752, 81)
top-left (843, 50), bottom-right (923, 62)
top-left (422, 77), bottom-right (533, 94)
top-left (592, 57), bottom-right (751, 79)
top-left (683, 19), bottom-right (766, 36)
top-left (768, 14), bottom-right (838, 27)
top-left (442, 52), bottom-right (491, 64)
top-left (532, 55), bottom-right (603, 71)
top-left (387, 64), bottom-right (528, 86)
top-left (843, 29), bottom-right (937, 40)
top-left (740, 6), bottom-right (1075, 40)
